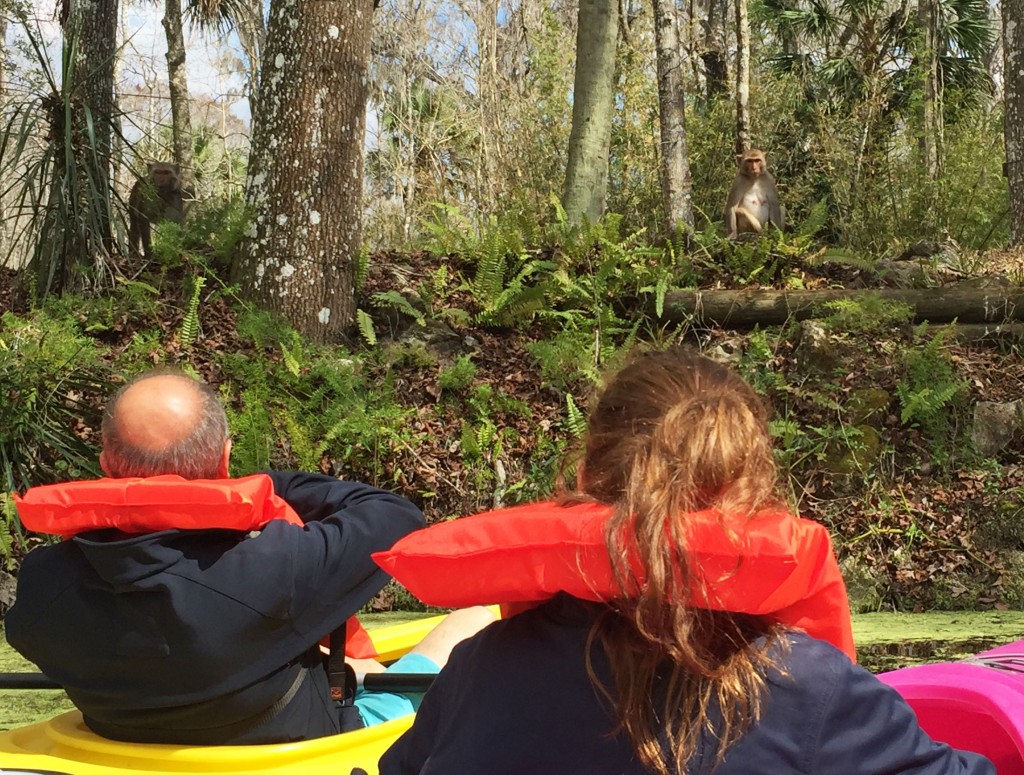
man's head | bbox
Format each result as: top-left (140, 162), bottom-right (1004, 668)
top-left (100, 369), bottom-right (231, 480)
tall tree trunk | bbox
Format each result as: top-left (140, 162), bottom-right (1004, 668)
top-left (163, 0), bottom-right (194, 190)
top-left (702, 0), bottom-right (728, 104)
top-left (1005, 0), bottom-right (1024, 244)
top-left (562, 0), bottom-right (619, 225)
top-left (983, 0), bottom-right (1003, 101)
top-left (652, 0), bottom-right (693, 232)
top-left (234, 0), bottom-right (265, 118)
top-left (236, 0), bottom-right (373, 342)
top-left (475, 0), bottom-right (501, 205)
top-left (734, 0), bottom-right (751, 155)
top-left (917, 0), bottom-right (941, 179)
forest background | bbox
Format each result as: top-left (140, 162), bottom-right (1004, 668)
top-left (3, 0), bottom-right (1024, 628)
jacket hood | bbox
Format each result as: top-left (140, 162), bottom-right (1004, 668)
top-left (71, 528), bottom-right (209, 587)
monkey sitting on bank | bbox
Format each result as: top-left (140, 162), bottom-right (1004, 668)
top-left (127, 162), bottom-right (187, 259)
top-left (724, 148), bottom-right (785, 239)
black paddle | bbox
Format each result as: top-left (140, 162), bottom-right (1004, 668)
top-left (0, 671), bottom-right (436, 693)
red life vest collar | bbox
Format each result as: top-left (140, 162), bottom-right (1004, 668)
top-left (374, 500), bottom-right (856, 660)
top-left (15, 474), bottom-right (379, 659)
top-left (14, 474), bottom-right (303, 538)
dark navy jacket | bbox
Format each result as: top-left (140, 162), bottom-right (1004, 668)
top-left (379, 594), bottom-right (994, 775)
top-left (5, 472), bottom-right (424, 744)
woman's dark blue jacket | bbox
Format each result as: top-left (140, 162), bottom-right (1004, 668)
top-left (379, 594), bottom-right (994, 775)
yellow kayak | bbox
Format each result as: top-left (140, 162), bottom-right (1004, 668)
top-left (0, 613), bottom-right (448, 775)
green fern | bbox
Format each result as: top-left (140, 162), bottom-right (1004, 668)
top-left (356, 309), bottom-right (377, 346)
top-left (471, 226), bottom-right (510, 306)
top-left (795, 198), bottom-right (830, 239)
top-left (280, 341), bottom-right (302, 377)
top-left (565, 394), bottom-right (587, 438)
top-left (805, 247), bottom-right (876, 271)
top-left (896, 326), bottom-right (969, 461)
top-left (421, 202), bottom-right (477, 255)
top-left (0, 492), bottom-right (19, 569)
top-left (283, 412), bottom-right (327, 472)
top-left (179, 275), bottom-right (206, 347)
top-left (354, 244), bottom-right (371, 291)
top-left (372, 290), bottom-right (426, 326)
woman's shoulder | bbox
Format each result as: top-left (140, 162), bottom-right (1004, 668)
top-left (764, 630), bottom-right (875, 694)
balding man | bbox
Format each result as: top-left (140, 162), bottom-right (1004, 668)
top-left (7, 369), bottom-right (493, 745)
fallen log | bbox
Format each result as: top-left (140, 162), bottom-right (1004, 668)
top-left (661, 287), bottom-right (1024, 328)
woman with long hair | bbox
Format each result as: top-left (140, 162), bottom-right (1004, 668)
top-left (379, 347), bottom-right (992, 774)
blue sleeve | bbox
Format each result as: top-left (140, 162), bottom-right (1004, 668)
top-left (812, 658), bottom-right (995, 775)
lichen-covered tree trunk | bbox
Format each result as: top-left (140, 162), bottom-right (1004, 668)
top-left (702, 0), bottom-right (729, 105)
top-left (163, 0), bottom-right (194, 189)
top-left (652, 0), bottom-right (693, 233)
top-left (733, 0), bottom-right (751, 156)
top-left (1007, 1), bottom-right (1024, 245)
top-left (236, 0), bottom-right (373, 342)
top-left (561, 0), bottom-right (618, 225)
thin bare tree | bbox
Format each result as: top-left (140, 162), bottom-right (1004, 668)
top-left (734, 0), bottom-right (751, 155)
top-left (1005, 0), bottom-right (1024, 244)
top-left (702, 0), bottom-right (728, 104)
top-left (652, 0), bottom-right (693, 232)
top-left (562, 0), bottom-right (619, 225)
top-left (917, 0), bottom-right (942, 178)
top-left (163, 0), bottom-right (195, 187)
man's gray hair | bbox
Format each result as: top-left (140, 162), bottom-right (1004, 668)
top-left (101, 369), bottom-right (229, 479)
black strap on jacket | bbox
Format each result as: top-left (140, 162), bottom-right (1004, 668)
top-left (325, 624), bottom-right (356, 704)
top-left (324, 623), bottom-right (364, 733)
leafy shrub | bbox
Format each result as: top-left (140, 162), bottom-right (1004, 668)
top-left (220, 337), bottom-right (414, 483)
top-left (0, 310), bottom-right (107, 492)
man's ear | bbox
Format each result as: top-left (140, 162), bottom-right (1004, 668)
top-left (99, 450), bottom-right (112, 477)
top-left (217, 439), bottom-right (232, 478)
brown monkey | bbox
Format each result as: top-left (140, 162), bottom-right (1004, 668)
top-left (723, 149), bottom-right (785, 239)
top-left (127, 162), bottom-right (187, 259)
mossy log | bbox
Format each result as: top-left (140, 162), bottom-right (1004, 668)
top-left (661, 288), bottom-right (1024, 328)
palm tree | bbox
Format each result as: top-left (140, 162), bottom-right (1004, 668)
top-left (762, 0), bottom-right (994, 115)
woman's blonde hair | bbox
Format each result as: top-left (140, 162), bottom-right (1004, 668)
top-left (576, 346), bottom-right (785, 774)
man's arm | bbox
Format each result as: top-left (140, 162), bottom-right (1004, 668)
top-left (259, 471), bottom-right (426, 637)
top-left (266, 471), bottom-right (425, 527)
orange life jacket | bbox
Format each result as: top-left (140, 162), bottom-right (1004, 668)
top-left (16, 474), bottom-right (378, 659)
top-left (374, 500), bottom-right (856, 660)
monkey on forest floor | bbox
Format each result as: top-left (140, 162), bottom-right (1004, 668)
top-left (723, 149), bottom-right (785, 239)
top-left (128, 162), bottom-right (187, 259)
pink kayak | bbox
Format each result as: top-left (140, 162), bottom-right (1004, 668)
top-left (879, 640), bottom-right (1024, 773)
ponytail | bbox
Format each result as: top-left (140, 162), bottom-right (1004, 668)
top-left (578, 347), bottom-right (785, 774)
